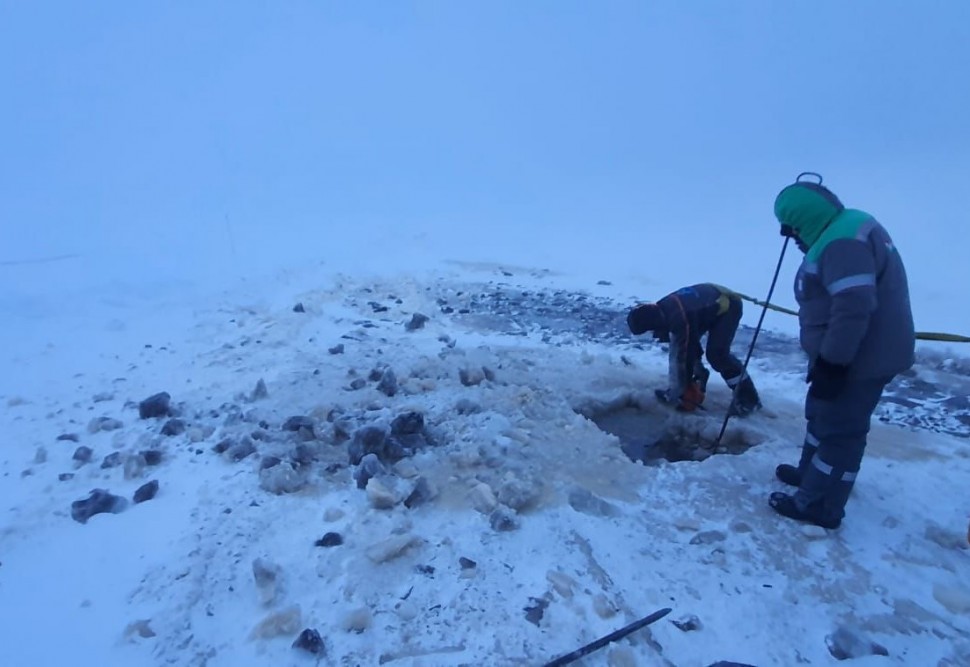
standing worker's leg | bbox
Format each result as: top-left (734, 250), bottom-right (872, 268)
top-left (706, 297), bottom-right (761, 414)
top-left (770, 377), bottom-right (890, 528)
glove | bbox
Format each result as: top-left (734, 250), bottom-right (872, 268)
top-left (677, 382), bottom-right (706, 411)
top-left (808, 357), bottom-right (850, 400)
top-left (656, 383), bottom-right (705, 411)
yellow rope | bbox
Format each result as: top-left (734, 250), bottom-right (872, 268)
top-left (727, 290), bottom-right (970, 343)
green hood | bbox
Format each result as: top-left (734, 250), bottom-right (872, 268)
top-left (773, 183), bottom-right (844, 248)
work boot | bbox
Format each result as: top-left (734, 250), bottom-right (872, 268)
top-left (769, 492), bottom-right (842, 530)
top-left (774, 439), bottom-right (818, 487)
top-left (728, 376), bottom-right (761, 417)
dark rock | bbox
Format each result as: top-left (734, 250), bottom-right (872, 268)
top-left (141, 450), bottom-right (163, 466)
top-left (282, 416), bottom-right (315, 436)
top-left (416, 564), bottom-right (435, 576)
top-left (56, 433), bottom-right (80, 443)
top-left (333, 418), bottom-right (353, 441)
top-left (348, 378), bottom-right (367, 391)
top-left (597, 280), bottom-right (612, 286)
top-left (672, 614), bottom-right (703, 632)
top-left (73, 446), bottom-right (94, 465)
top-left (825, 625), bottom-right (889, 660)
top-left (404, 477), bottom-right (435, 509)
top-left (71, 489), bottom-right (128, 523)
top-left (328, 344), bottom-right (345, 355)
top-left (482, 367), bottom-right (496, 382)
top-left (293, 302), bottom-right (306, 313)
top-left (690, 530), bottom-right (727, 546)
top-left (100, 452), bottom-right (123, 469)
top-left (292, 628), bottom-right (325, 655)
top-left (391, 411), bottom-right (424, 436)
top-left (459, 557), bottom-right (477, 570)
top-left (354, 454), bottom-right (386, 489)
top-left (139, 392), bottom-right (171, 419)
top-left (315, 532), bottom-right (343, 547)
top-left (377, 369), bottom-right (398, 397)
top-left (59, 473), bottom-right (75, 482)
top-left (251, 379), bottom-right (269, 401)
top-left (367, 368), bottom-right (384, 382)
top-left (290, 443), bottom-right (317, 467)
top-left (133, 480), bottom-right (159, 504)
top-left (524, 597), bottom-right (549, 626)
top-left (459, 368), bottom-right (485, 387)
top-left (260, 456), bottom-right (282, 470)
top-left (226, 438), bottom-right (256, 462)
top-left (250, 428), bottom-right (271, 441)
top-left (348, 426), bottom-right (387, 465)
top-left (489, 507), bottom-right (520, 532)
top-left (212, 438), bottom-right (233, 454)
top-left (369, 302), bottom-right (388, 313)
top-left (383, 436), bottom-right (413, 461)
top-left (405, 313), bottom-right (429, 331)
top-left (160, 419), bottom-right (187, 437)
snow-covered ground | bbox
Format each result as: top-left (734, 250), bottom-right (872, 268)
top-left (2, 261), bottom-right (968, 667)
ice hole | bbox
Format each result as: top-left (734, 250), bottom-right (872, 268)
top-left (577, 394), bottom-right (763, 465)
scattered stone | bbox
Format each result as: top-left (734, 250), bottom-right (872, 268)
top-left (405, 313), bottom-right (429, 331)
top-left (123, 619), bottom-right (156, 640)
top-left (825, 625), bottom-right (889, 660)
top-left (366, 477), bottom-right (398, 509)
top-left (124, 454), bottom-right (148, 480)
top-left (292, 628), bottom-right (325, 655)
top-left (391, 411), bottom-right (424, 436)
top-left (138, 392), bottom-right (171, 419)
top-left (597, 280), bottom-right (612, 286)
top-left (88, 416), bottom-right (124, 434)
top-left (567, 487), bottom-right (620, 518)
top-left (489, 507), bottom-right (520, 532)
top-left (394, 600), bottom-right (419, 621)
top-left (328, 343), bottom-right (345, 355)
top-left (933, 582), bottom-right (970, 614)
top-left (348, 378), bottom-right (367, 391)
top-left (133, 480), bottom-right (159, 504)
top-left (252, 558), bottom-right (282, 606)
top-left (93, 391), bottom-right (114, 403)
top-left (73, 446), bottom-right (94, 466)
top-left (404, 477), bottom-right (436, 509)
top-left (348, 426), bottom-right (388, 465)
top-left (524, 596), bottom-right (549, 626)
top-left (377, 369), bottom-right (398, 397)
top-left (366, 535), bottom-right (418, 563)
top-left (293, 302), bottom-right (306, 313)
top-left (282, 416), bottom-right (315, 435)
top-left (393, 460), bottom-right (420, 479)
top-left (368, 368), bottom-right (385, 382)
top-left (260, 455), bottom-right (282, 470)
top-left (459, 368), bottom-right (485, 387)
top-left (315, 532), bottom-right (343, 547)
top-left (354, 454), bottom-right (386, 489)
top-left (101, 452), bottom-right (123, 469)
top-left (459, 557), bottom-right (477, 570)
top-left (249, 605), bottom-right (302, 640)
top-left (455, 399), bottom-right (482, 415)
top-left (140, 450), bottom-right (162, 466)
top-left (482, 366), bottom-right (496, 382)
top-left (212, 438), bottom-right (232, 454)
top-left (468, 482), bottom-right (498, 514)
top-left (71, 489), bottom-right (128, 523)
top-left (57, 433), bottom-right (80, 443)
top-left (690, 530), bottom-right (727, 546)
top-left (324, 507), bottom-right (344, 522)
top-left (672, 614), bottom-right (703, 632)
top-left (259, 461), bottom-right (308, 495)
top-left (729, 519), bottom-right (753, 533)
top-left (226, 438), bottom-right (256, 462)
top-left (58, 473), bottom-right (74, 482)
top-left (415, 564), bottom-right (435, 576)
top-left (34, 447), bottom-right (48, 464)
top-left (341, 607), bottom-right (373, 634)
top-left (160, 419), bottom-right (186, 437)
